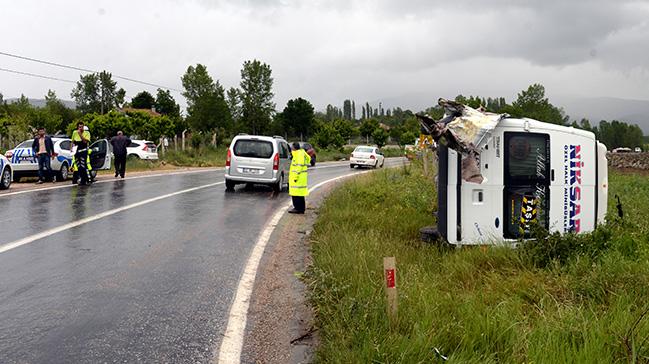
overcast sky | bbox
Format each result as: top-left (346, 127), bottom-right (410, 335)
top-left (1, 0), bottom-right (648, 112)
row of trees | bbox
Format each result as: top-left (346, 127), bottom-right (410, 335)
top-left (0, 91), bottom-right (79, 150)
top-left (1, 68), bottom-right (646, 152)
top-left (450, 84), bottom-right (645, 149)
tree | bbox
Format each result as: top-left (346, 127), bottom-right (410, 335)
top-left (372, 128), bottom-right (388, 147)
top-left (98, 71), bottom-right (119, 114)
top-left (597, 120), bottom-right (643, 149)
top-left (360, 118), bottom-right (379, 140)
top-left (281, 97), bottom-right (315, 138)
top-left (116, 88), bottom-right (126, 108)
top-left (511, 84), bottom-right (567, 125)
top-left (181, 64), bottom-right (231, 134)
top-left (343, 99), bottom-right (352, 120)
top-left (312, 123), bottom-right (344, 149)
top-left (155, 89), bottom-right (181, 118)
top-left (352, 100), bottom-right (356, 120)
top-left (71, 71), bottom-right (121, 114)
top-left (332, 119), bottom-right (355, 141)
top-left (401, 131), bottom-right (419, 146)
top-left (239, 59), bottom-right (275, 134)
top-left (226, 87), bottom-right (241, 125)
top-left (131, 91), bottom-right (156, 109)
top-left (71, 73), bottom-right (101, 114)
top-left (44, 90), bottom-right (77, 131)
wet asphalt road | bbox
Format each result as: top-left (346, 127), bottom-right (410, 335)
top-left (0, 159), bottom-right (405, 363)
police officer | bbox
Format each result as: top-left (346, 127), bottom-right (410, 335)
top-left (288, 142), bottom-right (311, 214)
top-left (71, 121), bottom-right (91, 185)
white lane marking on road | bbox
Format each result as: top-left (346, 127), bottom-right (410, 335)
top-left (0, 181), bottom-right (224, 254)
top-left (216, 170), bottom-right (373, 364)
top-left (0, 168), bottom-right (220, 198)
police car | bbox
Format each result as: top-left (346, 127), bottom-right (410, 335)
top-left (5, 136), bottom-right (74, 182)
top-left (0, 154), bottom-right (12, 189)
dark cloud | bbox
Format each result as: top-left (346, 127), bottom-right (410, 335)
top-left (0, 0), bottom-right (648, 111)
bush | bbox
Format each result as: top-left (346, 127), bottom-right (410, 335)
top-left (372, 128), bottom-right (388, 147)
top-left (312, 123), bottom-right (344, 149)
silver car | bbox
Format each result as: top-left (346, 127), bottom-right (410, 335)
top-left (225, 135), bottom-right (292, 192)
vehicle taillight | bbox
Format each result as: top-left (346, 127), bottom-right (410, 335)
top-left (370, 155), bottom-right (376, 159)
top-left (5, 151), bottom-right (12, 158)
top-left (226, 149), bottom-right (232, 167)
top-left (273, 153), bottom-right (279, 171)
top-left (143, 144), bottom-right (148, 152)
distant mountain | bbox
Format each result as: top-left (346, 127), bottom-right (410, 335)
top-left (4, 97), bottom-right (76, 109)
top-left (555, 96), bottom-right (649, 134)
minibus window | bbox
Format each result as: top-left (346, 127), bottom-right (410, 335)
top-left (506, 135), bottom-right (550, 182)
top-left (503, 132), bottom-right (550, 239)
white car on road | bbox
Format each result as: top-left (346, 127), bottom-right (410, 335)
top-left (350, 146), bottom-right (385, 168)
top-left (5, 137), bottom-right (74, 182)
top-left (127, 140), bottom-right (159, 160)
top-left (0, 154), bottom-right (12, 189)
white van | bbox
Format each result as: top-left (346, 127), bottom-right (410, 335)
top-left (434, 118), bottom-right (608, 245)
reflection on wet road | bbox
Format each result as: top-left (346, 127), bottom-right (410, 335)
top-left (0, 160), bottom-right (405, 363)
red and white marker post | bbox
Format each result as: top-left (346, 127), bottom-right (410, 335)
top-left (383, 257), bottom-right (398, 322)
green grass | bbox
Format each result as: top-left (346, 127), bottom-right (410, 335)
top-left (307, 164), bottom-right (649, 363)
top-left (161, 147), bottom-right (227, 167)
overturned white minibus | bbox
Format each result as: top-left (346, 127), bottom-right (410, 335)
top-left (426, 112), bottom-right (608, 245)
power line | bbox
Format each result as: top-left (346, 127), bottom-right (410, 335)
top-left (0, 67), bottom-right (76, 84)
top-left (0, 51), bottom-right (183, 93)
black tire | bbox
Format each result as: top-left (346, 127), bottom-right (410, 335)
top-left (373, 161), bottom-right (378, 169)
top-left (350, 164), bottom-right (355, 169)
top-left (380, 160), bottom-right (385, 168)
top-left (57, 162), bottom-right (69, 181)
top-left (225, 179), bottom-right (236, 191)
top-left (310, 156), bottom-right (316, 167)
top-left (0, 167), bottom-right (11, 190)
top-left (273, 173), bottom-right (284, 193)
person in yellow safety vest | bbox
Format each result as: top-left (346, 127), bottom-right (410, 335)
top-left (71, 122), bottom-right (92, 185)
top-left (288, 142), bottom-right (311, 214)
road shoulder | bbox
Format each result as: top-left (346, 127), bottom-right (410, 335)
top-left (241, 183), bottom-right (340, 364)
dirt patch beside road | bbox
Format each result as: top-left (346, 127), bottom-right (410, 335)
top-left (241, 183), bottom-right (341, 364)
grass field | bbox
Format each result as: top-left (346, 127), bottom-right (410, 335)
top-left (307, 163), bottom-right (649, 363)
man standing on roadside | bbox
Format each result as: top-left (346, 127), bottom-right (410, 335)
top-left (288, 142), bottom-right (311, 214)
top-left (110, 131), bottom-right (131, 178)
top-left (31, 127), bottom-right (55, 184)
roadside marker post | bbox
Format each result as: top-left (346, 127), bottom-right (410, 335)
top-left (383, 257), bottom-right (398, 322)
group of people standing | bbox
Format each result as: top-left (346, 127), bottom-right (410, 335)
top-left (31, 123), bottom-right (132, 185)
